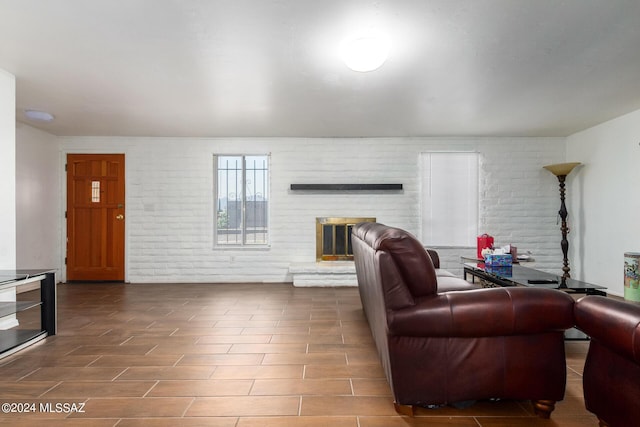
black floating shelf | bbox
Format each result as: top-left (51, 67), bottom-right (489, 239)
top-left (290, 184), bottom-right (403, 191)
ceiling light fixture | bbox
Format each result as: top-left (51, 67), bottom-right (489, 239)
top-left (24, 109), bottom-right (54, 122)
top-left (340, 31), bottom-right (390, 72)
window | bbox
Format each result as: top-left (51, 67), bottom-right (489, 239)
top-left (214, 155), bottom-right (269, 246)
top-left (421, 152), bottom-right (478, 247)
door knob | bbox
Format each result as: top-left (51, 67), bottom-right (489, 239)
top-left (116, 214), bottom-right (124, 220)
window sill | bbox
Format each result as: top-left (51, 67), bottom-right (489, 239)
top-left (213, 245), bottom-right (271, 251)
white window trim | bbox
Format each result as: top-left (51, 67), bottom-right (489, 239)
top-left (213, 154), bottom-right (270, 249)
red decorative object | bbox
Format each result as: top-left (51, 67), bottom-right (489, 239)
top-left (477, 234), bottom-right (494, 259)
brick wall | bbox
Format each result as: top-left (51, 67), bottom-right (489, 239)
top-left (59, 136), bottom-right (566, 283)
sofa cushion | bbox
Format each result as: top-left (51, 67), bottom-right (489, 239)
top-left (575, 296), bottom-right (640, 363)
top-left (436, 275), bottom-right (479, 292)
top-left (355, 223), bottom-right (438, 297)
top-left (435, 269), bottom-right (456, 277)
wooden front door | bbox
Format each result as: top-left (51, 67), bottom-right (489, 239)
top-left (66, 154), bottom-right (125, 281)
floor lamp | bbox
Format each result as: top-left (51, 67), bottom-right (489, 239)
top-left (543, 162), bottom-right (581, 284)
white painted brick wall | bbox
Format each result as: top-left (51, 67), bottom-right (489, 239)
top-left (58, 136), bottom-right (567, 283)
top-left (433, 138), bottom-right (567, 276)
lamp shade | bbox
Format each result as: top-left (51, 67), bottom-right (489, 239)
top-left (543, 162), bottom-right (581, 176)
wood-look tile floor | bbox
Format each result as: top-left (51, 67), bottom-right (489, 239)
top-left (0, 283), bottom-right (598, 426)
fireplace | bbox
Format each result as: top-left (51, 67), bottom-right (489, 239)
top-left (316, 217), bottom-right (375, 261)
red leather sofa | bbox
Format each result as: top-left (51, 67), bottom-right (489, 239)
top-left (575, 296), bottom-right (640, 427)
top-left (351, 222), bottom-right (575, 417)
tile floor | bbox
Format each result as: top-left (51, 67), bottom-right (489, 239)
top-left (0, 282), bottom-right (599, 426)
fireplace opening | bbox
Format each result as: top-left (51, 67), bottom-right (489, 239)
top-left (316, 217), bottom-right (375, 261)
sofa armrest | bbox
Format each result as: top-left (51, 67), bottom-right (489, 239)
top-left (575, 296), bottom-right (640, 363)
top-left (388, 287), bottom-right (574, 337)
top-left (426, 248), bottom-right (440, 269)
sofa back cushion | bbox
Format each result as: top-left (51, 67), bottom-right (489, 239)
top-left (353, 222), bottom-right (438, 298)
top-left (575, 296), bottom-right (640, 363)
top-left (352, 225), bottom-right (414, 310)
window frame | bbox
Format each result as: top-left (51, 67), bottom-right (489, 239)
top-left (213, 154), bottom-right (270, 248)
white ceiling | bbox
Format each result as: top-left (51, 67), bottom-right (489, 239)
top-left (1, 0), bottom-right (640, 138)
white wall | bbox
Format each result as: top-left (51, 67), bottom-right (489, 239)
top-left (16, 123), bottom-right (61, 269)
top-left (567, 108), bottom-right (640, 297)
top-left (448, 137), bottom-right (569, 273)
top-left (0, 69), bottom-right (16, 269)
top-left (58, 136), bottom-right (566, 283)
